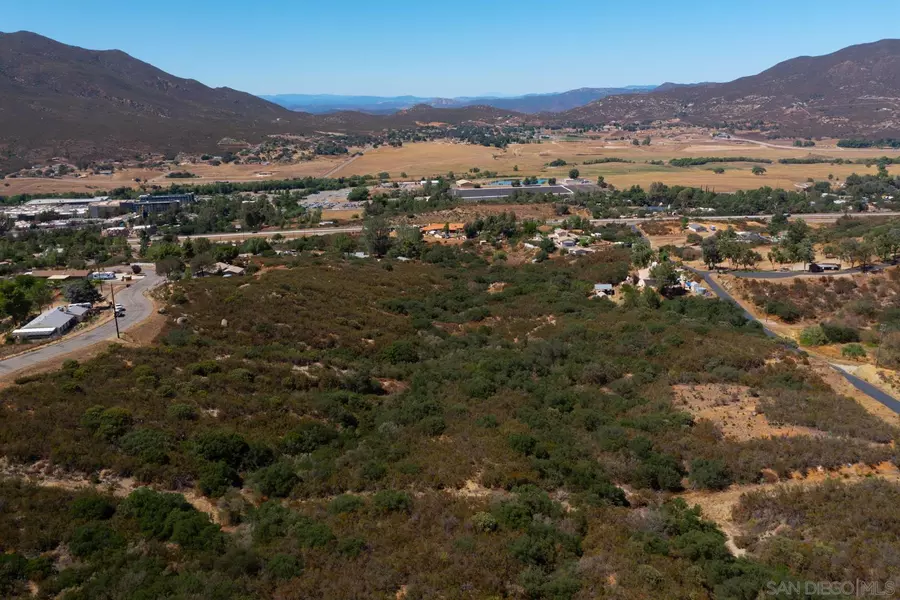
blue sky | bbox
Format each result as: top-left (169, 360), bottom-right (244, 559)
top-left (5, 0), bottom-right (900, 97)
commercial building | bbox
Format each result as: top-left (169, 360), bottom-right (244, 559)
top-left (88, 193), bottom-right (196, 218)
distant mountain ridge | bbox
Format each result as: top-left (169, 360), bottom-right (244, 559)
top-left (3, 31), bottom-right (900, 171)
top-left (557, 40), bottom-right (900, 137)
top-left (261, 86), bottom-right (657, 115)
top-left (0, 30), bottom-right (320, 170)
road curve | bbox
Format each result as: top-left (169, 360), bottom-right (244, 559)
top-left (0, 270), bottom-right (163, 377)
top-left (688, 267), bottom-right (900, 414)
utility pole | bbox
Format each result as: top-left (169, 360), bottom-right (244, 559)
top-left (110, 282), bottom-right (120, 339)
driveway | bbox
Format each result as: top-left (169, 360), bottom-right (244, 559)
top-left (0, 270), bottom-right (163, 377)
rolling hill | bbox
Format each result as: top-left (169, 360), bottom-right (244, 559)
top-left (558, 39), bottom-right (900, 137)
top-left (0, 31), bottom-right (319, 170)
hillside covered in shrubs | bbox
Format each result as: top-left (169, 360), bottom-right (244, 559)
top-left (1, 249), bottom-right (899, 599)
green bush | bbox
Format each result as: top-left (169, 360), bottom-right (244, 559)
top-left (198, 461), bottom-right (242, 498)
top-left (167, 403), bottom-right (198, 421)
top-left (70, 495), bottom-right (116, 520)
top-left (120, 428), bottom-right (170, 464)
top-left (266, 554), bottom-right (303, 581)
top-left (382, 340), bottom-right (418, 364)
top-left (69, 523), bottom-right (125, 558)
top-left (281, 421), bottom-right (338, 455)
top-left (372, 490), bottom-right (412, 514)
top-left (81, 406), bottom-right (133, 441)
top-left (336, 536), bottom-right (366, 557)
top-left (472, 511), bottom-right (498, 533)
top-left (476, 415), bottom-right (499, 428)
top-left (688, 459), bottom-right (732, 490)
top-left (251, 461), bottom-right (299, 498)
top-left (418, 415), bottom-right (446, 436)
top-left (799, 325), bottom-right (828, 346)
top-left (841, 343), bottom-right (867, 359)
top-left (327, 494), bottom-right (365, 515)
top-left (820, 321), bottom-right (860, 343)
top-left (293, 516), bottom-right (335, 548)
top-left (192, 430), bottom-right (249, 469)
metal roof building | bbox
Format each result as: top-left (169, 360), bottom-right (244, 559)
top-left (11, 306), bottom-right (80, 339)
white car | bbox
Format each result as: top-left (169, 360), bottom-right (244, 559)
top-left (114, 304), bottom-right (125, 312)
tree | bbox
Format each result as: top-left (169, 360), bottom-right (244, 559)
top-left (190, 253), bottom-right (215, 275)
top-left (348, 186), bottom-right (370, 202)
top-left (243, 209), bottom-right (265, 231)
top-left (768, 211), bottom-right (789, 235)
top-left (737, 248), bottom-right (762, 269)
top-left (700, 237), bottom-right (721, 269)
top-left (650, 261), bottom-right (678, 292)
top-left (156, 257), bottom-right (185, 280)
top-left (641, 136), bottom-right (651, 146)
top-left (64, 279), bottom-right (102, 304)
top-left (0, 283), bottom-right (32, 323)
top-left (568, 168), bottom-right (580, 180)
top-left (363, 216), bottom-right (392, 257)
top-left (630, 240), bottom-right (654, 268)
top-left (751, 166), bottom-right (767, 175)
top-left (868, 228), bottom-right (900, 262)
top-left (767, 248), bottom-right (787, 270)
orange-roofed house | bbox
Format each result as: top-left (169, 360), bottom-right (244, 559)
top-left (421, 222), bottom-right (466, 237)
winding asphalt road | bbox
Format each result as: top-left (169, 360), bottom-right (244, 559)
top-left (0, 270), bottom-right (163, 377)
top-left (688, 267), bottom-right (900, 414)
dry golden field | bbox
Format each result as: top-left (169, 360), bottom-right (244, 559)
top-left (329, 138), bottom-right (895, 192)
top-left (4, 134), bottom-right (898, 196)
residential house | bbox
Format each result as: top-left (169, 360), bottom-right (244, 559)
top-left (421, 223), bottom-right (465, 237)
top-left (215, 262), bottom-right (246, 276)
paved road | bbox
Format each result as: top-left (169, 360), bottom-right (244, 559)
top-left (723, 263), bottom-right (891, 280)
top-left (0, 271), bottom-right (163, 377)
top-left (688, 266), bottom-right (900, 414)
top-left (591, 211), bottom-right (900, 226)
top-left (172, 226), bottom-right (364, 243)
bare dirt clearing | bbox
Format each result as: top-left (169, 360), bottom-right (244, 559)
top-left (673, 384), bottom-right (825, 441)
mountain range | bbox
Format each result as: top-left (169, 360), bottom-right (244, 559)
top-left (559, 39), bottom-right (900, 137)
top-left (261, 87), bottom-right (657, 115)
top-left (2, 31), bottom-right (900, 172)
top-left (0, 31), bottom-right (318, 170)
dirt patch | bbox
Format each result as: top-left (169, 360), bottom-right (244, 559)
top-left (672, 383), bottom-right (825, 441)
top-left (377, 378), bottom-right (409, 395)
top-left (680, 462), bottom-right (900, 556)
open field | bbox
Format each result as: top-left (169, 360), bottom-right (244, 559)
top-left (328, 136), bottom-right (897, 191)
top-left (1, 158), bottom-right (347, 196)
top-left (4, 134), bottom-right (900, 197)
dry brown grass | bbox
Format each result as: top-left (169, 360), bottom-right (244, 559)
top-left (4, 134), bottom-right (897, 196)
